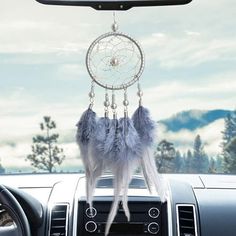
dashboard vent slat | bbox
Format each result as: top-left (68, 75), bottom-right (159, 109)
top-left (49, 204), bottom-right (69, 236)
top-left (177, 204), bottom-right (197, 236)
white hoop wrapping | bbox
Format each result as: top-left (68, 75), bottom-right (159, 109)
top-left (86, 32), bottom-right (145, 90)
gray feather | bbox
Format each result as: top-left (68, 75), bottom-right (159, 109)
top-left (132, 106), bottom-right (167, 202)
top-left (132, 106), bottom-right (156, 147)
top-left (105, 117), bottom-right (142, 235)
top-left (87, 117), bottom-right (110, 205)
top-left (76, 108), bottom-right (97, 207)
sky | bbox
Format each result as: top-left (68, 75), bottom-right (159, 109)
top-left (0, 0), bottom-right (236, 172)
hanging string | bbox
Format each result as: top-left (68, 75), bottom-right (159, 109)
top-left (123, 88), bottom-right (129, 118)
top-left (137, 81), bottom-right (143, 106)
top-left (89, 81), bottom-right (95, 109)
top-left (111, 90), bottom-right (117, 119)
top-left (104, 89), bottom-right (110, 118)
top-left (112, 12), bottom-right (118, 32)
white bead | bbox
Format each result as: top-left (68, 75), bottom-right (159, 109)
top-left (104, 101), bottom-right (110, 107)
top-left (137, 91), bottom-right (143, 97)
top-left (111, 103), bottom-right (117, 109)
top-left (123, 100), bottom-right (129, 106)
top-left (112, 23), bottom-right (119, 32)
top-left (89, 92), bottom-right (95, 98)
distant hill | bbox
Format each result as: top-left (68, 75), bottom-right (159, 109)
top-left (159, 109), bottom-right (232, 132)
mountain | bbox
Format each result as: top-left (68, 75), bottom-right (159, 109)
top-left (159, 109), bottom-right (232, 132)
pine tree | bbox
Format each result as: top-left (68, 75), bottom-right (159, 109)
top-left (192, 134), bottom-right (209, 173)
top-left (225, 137), bottom-right (236, 174)
top-left (232, 109), bottom-right (236, 137)
top-left (222, 113), bottom-right (235, 148)
top-left (183, 150), bottom-right (192, 173)
top-left (27, 116), bottom-right (65, 173)
top-left (222, 111), bottom-right (236, 173)
top-left (155, 139), bottom-right (175, 173)
top-left (174, 150), bottom-right (183, 173)
top-left (216, 155), bottom-right (224, 173)
top-left (208, 157), bottom-right (217, 174)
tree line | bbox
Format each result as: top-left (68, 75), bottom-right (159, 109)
top-left (155, 109), bottom-right (236, 174)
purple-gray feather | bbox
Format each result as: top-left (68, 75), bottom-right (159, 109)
top-left (76, 108), bottom-right (97, 207)
top-left (105, 117), bottom-right (142, 235)
top-left (90, 117), bottom-right (110, 162)
top-left (132, 106), bottom-right (156, 147)
top-left (76, 108), bottom-right (97, 145)
top-left (132, 106), bottom-right (167, 202)
top-left (104, 118), bottom-right (125, 165)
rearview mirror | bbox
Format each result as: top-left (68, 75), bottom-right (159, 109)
top-left (35, 0), bottom-right (192, 10)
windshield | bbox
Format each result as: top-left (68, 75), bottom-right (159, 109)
top-left (0, 0), bottom-right (235, 174)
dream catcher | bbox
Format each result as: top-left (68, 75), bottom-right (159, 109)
top-left (76, 14), bottom-right (167, 236)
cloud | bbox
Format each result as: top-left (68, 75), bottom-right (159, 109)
top-left (142, 71), bottom-right (236, 119)
top-left (57, 64), bottom-right (87, 78)
top-left (158, 119), bottom-right (224, 156)
top-left (0, 141), bottom-right (82, 172)
top-left (141, 32), bottom-right (236, 69)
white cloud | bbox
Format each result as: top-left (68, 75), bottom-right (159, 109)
top-left (141, 32), bottom-right (236, 69)
top-left (57, 64), bottom-right (87, 78)
top-left (142, 71), bottom-right (236, 119)
top-left (158, 119), bottom-right (224, 156)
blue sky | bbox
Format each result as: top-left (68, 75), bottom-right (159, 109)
top-left (0, 0), bottom-right (236, 171)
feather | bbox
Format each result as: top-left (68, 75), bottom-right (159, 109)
top-left (132, 106), bottom-right (156, 146)
top-left (88, 117), bottom-right (110, 205)
top-left (132, 106), bottom-right (167, 202)
top-left (104, 117), bottom-right (142, 236)
top-left (76, 108), bottom-right (97, 207)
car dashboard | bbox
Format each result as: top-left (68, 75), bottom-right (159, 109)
top-left (1, 174), bottom-right (236, 236)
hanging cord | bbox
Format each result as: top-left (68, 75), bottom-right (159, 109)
top-left (112, 11), bottom-right (119, 32)
top-left (137, 81), bottom-right (143, 106)
top-left (89, 81), bottom-right (95, 109)
top-left (111, 90), bottom-right (117, 119)
top-left (123, 88), bottom-right (129, 118)
top-left (104, 89), bottom-right (110, 118)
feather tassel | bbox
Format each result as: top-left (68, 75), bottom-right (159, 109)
top-left (76, 108), bottom-right (97, 207)
top-left (88, 117), bottom-right (110, 205)
top-left (104, 117), bottom-right (142, 236)
top-left (132, 106), bottom-right (167, 202)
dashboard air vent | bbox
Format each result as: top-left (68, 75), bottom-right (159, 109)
top-left (49, 204), bottom-right (69, 236)
top-left (176, 204), bottom-right (197, 236)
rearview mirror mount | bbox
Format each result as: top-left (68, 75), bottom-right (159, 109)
top-left (35, 0), bottom-right (192, 10)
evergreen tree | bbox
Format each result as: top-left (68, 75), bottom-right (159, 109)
top-left (225, 137), bottom-right (236, 173)
top-left (232, 109), bottom-right (236, 137)
top-left (174, 150), bottom-right (183, 173)
top-left (27, 116), bottom-right (65, 173)
top-left (184, 150), bottom-right (193, 173)
top-left (192, 134), bottom-right (209, 173)
top-left (222, 111), bottom-right (236, 173)
top-left (208, 157), bottom-right (217, 174)
top-left (216, 155), bottom-right (224, 173)
top-left (222, 113), bottom-right (235, 148)
top-left (155, 139), bottom-right (175, 173)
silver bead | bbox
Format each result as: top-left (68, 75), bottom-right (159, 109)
top-left (89, 92), bottom-right (95, 98)
top-left (123, 100), bottom-right (129, 106)
top-left (137, 91), bottom-right (143, 97)
top-left (110, 57), bottom-right (119, 67)
top-left (112, 22), bottom-right (119, 32)
top-left (104, 101), bottom-right (110, 107)
top-left (111, 103), bottom-right (117, 110)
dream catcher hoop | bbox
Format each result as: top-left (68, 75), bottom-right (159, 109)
top-left (76, 14), bottom-right (167, 236)
top-left (86, 31), bottom-right (145, 90)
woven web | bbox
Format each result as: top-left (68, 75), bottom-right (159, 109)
top-left (87, 34), bottom-right (143, 89)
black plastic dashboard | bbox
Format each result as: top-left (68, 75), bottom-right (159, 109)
top-left (78, 197), bottom-right (167, 236)
top-left (1, 174), bottom-right (236, 236)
